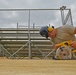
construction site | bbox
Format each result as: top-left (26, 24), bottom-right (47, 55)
top-left (0, 6), bottom-right (76, 75)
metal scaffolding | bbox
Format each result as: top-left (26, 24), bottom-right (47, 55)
top-left (0, 6), bottom-right (73, 59)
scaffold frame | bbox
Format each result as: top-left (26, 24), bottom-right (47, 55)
top-left (0, 6), bottom-right (73, 59)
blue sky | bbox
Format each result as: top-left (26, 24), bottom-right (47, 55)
top-left (0, 0), bottom-right (76, 28)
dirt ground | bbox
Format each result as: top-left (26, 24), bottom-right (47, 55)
top-left (0, 58), bottom-right (76, 75)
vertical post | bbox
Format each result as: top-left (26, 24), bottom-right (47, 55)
top-left (60, 10), bottom-right (65, 25)
top-left (28, 10), bottom-right (32, 59)
top-left (33, 23), bottom-right (35, 41)
top-left (17, 23), bottom-right (18, 33)
top-left (69, 9), bottom-right (73, 26)
top-left (60, 6), bottom-right (66, 25)
top-left (33, 23), bottom-right (35, 34)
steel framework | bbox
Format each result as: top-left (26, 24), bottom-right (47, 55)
top-left (0, 6), bottom-right (73, 59)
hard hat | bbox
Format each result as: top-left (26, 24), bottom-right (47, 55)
top-left (39, 26), bottom-right (54, 38)
top-left (39, 26), bottom-right (48, 38)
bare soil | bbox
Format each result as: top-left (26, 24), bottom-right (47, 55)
top-left (0, 58), bottom-right (76, 75)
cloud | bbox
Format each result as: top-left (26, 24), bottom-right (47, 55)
top-left (0, 0), bottom-right (76, 28)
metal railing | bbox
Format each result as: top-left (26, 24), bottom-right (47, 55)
top-left (0, 6), bottom-right (73, 59)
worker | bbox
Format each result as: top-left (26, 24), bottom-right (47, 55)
top-left (39, 25), bottom-right (76, 49)
top-left (39, 25), bottom-right (76, 59)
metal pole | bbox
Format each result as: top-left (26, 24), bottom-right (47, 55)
top-left (16, 23), bottom-right (18, 40)
top-left (60, 10), bottom-right (65, 25)
top-left (0, 9), bottom-right (70, 11)
top-left (33, 23), bottom-right (35, 37)
top-left (60, 6), bottom-right (66, 25)
top-left (69, 9), bottom-right (73, 26)
top-left (28, 10), bottom-right (32, 59)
